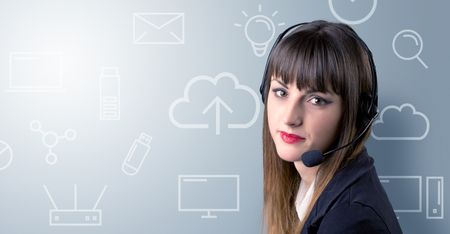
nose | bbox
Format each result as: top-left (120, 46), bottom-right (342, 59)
top-left (283, 100), bottom-right (303, 127)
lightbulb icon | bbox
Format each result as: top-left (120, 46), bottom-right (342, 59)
top-left (244, 15), bottom-right (275, 57)
top-left (235, 4), bottom-right (285, 57)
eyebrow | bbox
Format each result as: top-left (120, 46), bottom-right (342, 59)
top-left (271, 79), bottom-right (335, 97)
top-left (271, 79), bottom-right (288, 89)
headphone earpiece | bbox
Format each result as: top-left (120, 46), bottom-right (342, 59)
top-left (357, 93), bottom-right (377, 132)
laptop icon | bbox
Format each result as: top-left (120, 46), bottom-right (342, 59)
top-left (7, 52), bottom-right (64, 92)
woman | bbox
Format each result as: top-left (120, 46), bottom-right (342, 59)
top-left (260, 20), bottom-right (402, 233)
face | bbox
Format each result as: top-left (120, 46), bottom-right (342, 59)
top-left (267, 77), bottom-right (343, 162)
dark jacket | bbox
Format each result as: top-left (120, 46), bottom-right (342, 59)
top-left (301, 148), bottom-right (403, 234)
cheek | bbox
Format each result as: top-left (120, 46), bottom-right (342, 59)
top-left (308, 113), bottom-right (342, 147)
top-left (266, 100), bottom-right (279, 133)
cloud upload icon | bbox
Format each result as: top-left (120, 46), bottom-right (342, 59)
top-left (169, 72), bottom-right (260, 135)
top-left (371, 103), bottom-right (430, 140)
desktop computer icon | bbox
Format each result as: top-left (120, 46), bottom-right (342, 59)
top-left (178, 175), bottom-right (239, 219)
top-left (43, 184), bottom-right (108, 226)
top-left (380, 175), bottom-right (445, 220)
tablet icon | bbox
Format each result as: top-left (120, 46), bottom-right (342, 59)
top-left (329, 0), bottom-right (377, 25)
top-left (30, 120), bottom-right (77, 165)
top-left (393, 29), bottom-right (428, 69)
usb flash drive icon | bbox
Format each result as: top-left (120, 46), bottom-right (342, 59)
top-left (122, 133), bottom-right (152, 176)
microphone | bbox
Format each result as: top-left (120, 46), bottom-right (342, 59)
top-left (300, 114), bottom-right (378, 167)
top-left (301, 150), bottom-right (325, 167)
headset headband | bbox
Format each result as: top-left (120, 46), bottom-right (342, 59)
top-left (259, 21), bottom-right (378, 120)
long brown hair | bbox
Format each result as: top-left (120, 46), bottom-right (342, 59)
top-left (261, 20), bottom-right (377, 233)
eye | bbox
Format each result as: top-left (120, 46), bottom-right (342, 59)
top-left (309, 96), bottom-right (330, 106)
top-left (272, 88), bottom-right (287, 98)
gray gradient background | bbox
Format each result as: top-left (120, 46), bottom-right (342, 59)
top-left (0, 0), bottom-right (448, 233)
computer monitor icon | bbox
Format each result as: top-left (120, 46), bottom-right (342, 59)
top-left (178, 175), bottom-right (239, 219)
top-left (43, 184), bottom-right (108, 226)
top-left (379, 176), bottom-right (422, 213)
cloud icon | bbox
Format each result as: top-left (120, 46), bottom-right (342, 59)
top-left (371, 103), bottom-right (430, 140)
top-left (169, 72), bottom-right (260, 135)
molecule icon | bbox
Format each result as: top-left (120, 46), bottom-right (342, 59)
top-left (30, 120), bottom-right (77, 165)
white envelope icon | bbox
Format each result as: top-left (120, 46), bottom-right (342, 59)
top-left (133, 12), bottom-right (185, 45)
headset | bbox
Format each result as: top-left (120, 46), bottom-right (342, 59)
top-left (260, 21), bottom-right (379, 167)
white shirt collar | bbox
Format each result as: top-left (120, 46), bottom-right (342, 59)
top-left (295, 178), bottom-right (316, 222)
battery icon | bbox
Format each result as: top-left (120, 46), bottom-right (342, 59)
top-left (99, 67), bottom-right (120, 120)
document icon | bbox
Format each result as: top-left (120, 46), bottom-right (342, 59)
top-left (133, 12), bottom-right (185, 45)
top-left (7, 52), bottom-right (64, 92)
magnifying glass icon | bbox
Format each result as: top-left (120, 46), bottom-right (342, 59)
top-left (392, 29), bottom-right (428, 69)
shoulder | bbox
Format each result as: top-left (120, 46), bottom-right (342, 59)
top-left (317, 202), bottom-right (389, 234)
top-left (314, 168), bottom-right (402, 234)
top-left (305, 152), bottom-right (402, 233)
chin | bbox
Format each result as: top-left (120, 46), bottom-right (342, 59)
top-left (276, 148), bottom-right (302, 162)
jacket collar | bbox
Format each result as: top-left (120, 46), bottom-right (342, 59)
top-left (308, 147), bottom-right (374, 225)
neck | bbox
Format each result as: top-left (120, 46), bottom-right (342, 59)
top-left (294, 161), bottom-right (319, 187)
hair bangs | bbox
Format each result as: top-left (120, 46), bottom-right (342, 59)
top-left (268, 31), bottom-right (345, 96)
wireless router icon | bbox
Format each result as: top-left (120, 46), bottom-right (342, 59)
top-left (43, 184), bottom-right (108, 226)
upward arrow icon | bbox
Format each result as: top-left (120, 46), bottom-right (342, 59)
top-left (202, 97), bottom-right (233, 135)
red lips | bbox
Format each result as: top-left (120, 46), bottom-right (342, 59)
top-left (280, 131), bottom-right (305, 144)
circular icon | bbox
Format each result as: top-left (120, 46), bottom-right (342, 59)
top-left (43, 132), bottom-right (59, 148)
top-left (329, 0), bottom-right (377, 25)
top-left (46, 152), bottom-right (58, 165)
top-left (392, 29), bottom-right (428, 69)
top-left (64, 129), bottom-right (77, 141)
top-left (0, 140), bottom-right (13, 171)
top-left (30, 120), bottom-right (41, 132)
